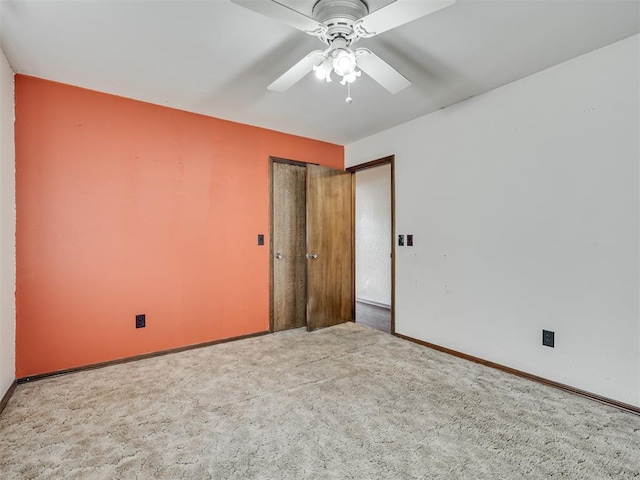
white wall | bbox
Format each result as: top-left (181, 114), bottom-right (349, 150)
top-left (346, 35), bottom-right (640, 407)
top-left (0, 45), bottom-right (16, 398)
top-left (356, 164), bottom-right (391, 306)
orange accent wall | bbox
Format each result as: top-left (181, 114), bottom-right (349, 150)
top-left (15, 75), bottom-right (343, 377)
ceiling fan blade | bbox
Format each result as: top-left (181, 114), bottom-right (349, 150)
top-left (231, 0), bottom-right (326, 36)
top-left (355, 0), bottom-right (456, 37)
top-left (355, 49), bottom-right (410, 94)
top-left (268, 50), bottom-right (325, 92)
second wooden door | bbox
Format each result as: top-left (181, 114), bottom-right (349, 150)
top-left (305, 165), bottom-right (353, 331)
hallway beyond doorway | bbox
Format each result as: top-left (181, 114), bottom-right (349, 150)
top-left (355, 301), bottom-right (391, 333)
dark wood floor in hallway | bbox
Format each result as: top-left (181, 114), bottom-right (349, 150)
top-left (355, 301), bottom-right (391, 333)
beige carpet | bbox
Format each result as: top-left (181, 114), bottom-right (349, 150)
top-left (1, 322), bottom-right (639, 479)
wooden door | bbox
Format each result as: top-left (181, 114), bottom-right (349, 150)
top-left (272, 162), bottom-right (307, 331)
top-left (306, 165), bottom-right (353, 331)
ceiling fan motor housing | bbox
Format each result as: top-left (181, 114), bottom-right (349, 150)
top-left (312, 0), bottom-right (369, 44)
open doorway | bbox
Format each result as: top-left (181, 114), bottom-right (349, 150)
top-left (347, 156), bottom-right (394, 334)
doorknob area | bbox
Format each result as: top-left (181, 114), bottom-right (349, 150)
top-left (306, 253), bottom-right (318, 259)
top-left (275, 252), bottom-right (283, 260)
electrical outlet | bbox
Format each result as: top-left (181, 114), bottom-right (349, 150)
top-left (542, 329), bottom-right (554, 348)
top-left (257, 234), bottom-right (264, 246)
top-left (398, 235), bottom-right (404, 246)
top-left (136, 314), bottom-right (146, 329)
top-left (407, 234), bottom-right (413, 246)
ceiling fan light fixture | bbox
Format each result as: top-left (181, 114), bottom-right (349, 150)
top-left (313, 58), bottom-right (333, 82)
top-left (332, 48), bottom-right (356, 77)
top-left (340, 69), bottom-right (361, 85)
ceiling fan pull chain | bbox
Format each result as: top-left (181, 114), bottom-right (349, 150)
top-left (346, 82), bottom-right (353, 104)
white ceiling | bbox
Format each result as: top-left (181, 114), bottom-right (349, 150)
top-left (0, 0), bottom-right (638, 145)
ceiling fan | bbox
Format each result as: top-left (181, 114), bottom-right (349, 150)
top-left (231, 0), bottom-right (455, 101)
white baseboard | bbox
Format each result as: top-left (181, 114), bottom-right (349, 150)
top-left (356, 298), bottom-right (391, 309)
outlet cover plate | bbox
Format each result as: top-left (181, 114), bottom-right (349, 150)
top-left (136, 314), bottom-right (146, 329)
top-left (542, 329), bottom-right (554, 348)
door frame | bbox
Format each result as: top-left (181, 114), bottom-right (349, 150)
top-left (268, 156), bottom-right (318, 333)
top-left (346, 155), bottom-right (396, 334)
